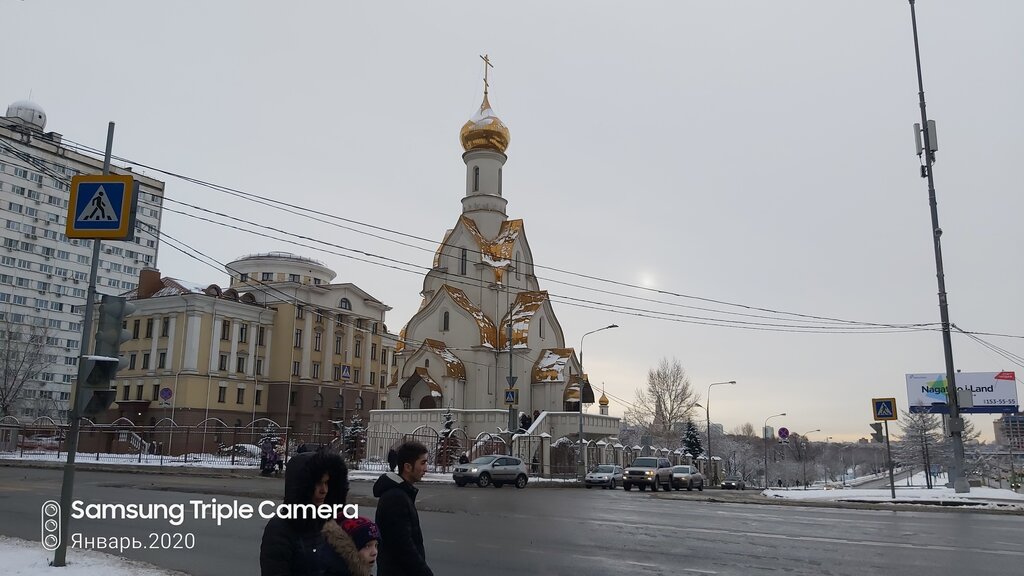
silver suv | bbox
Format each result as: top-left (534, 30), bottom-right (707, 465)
top-left (453, 455), bottom-right (529, 489)
top-left (623, 457), bottom-right (673, 491)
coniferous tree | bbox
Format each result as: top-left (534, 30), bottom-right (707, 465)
top-left (683, 420), bottom-right (704, 458)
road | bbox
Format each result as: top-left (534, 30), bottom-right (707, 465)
top-left (1, 465), bottom-right (1022, 575)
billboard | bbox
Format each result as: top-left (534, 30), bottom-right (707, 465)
top-left (905, 372), bottom-right (1018, 414)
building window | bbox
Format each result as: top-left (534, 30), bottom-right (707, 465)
top-left (152, 384), bottom-right (160, 401)
top-left (142, 353), bottom-right (151, 369)
top-left (236, 388), bottom-right (245, 404)
top-left (158, 352), bottom-right (166, 369)
top-left (239, 324), bottom-right (248, 343)
top-left (339, 298), bottom-right (351, 311)
top-left (294, 329), bottom-right (303, 348)
top-left (333, 365), bottom-right (342, 380)
top-left (292, 361), bottom-right (301, 377)
top-left (380, 373), bottom-right (387, 388)
top-left (129, 354), bottom-right (137, 370)
top-left (312, 362), bottom-right (321, 379)
top-left (370, 372), bottom-right (376, 387)
top-left (145, 318), bottom-right (154, 338)
top-left (380, 399), bottom-right (387, 410)
top-left (372, 322), bottom-right (378, 334)
top-left (371, 343), bottom-right (377, 360)
top-left (515, 253), bottom-right (521, 279)
top-left (240, 273), bottom-right (248, 283)
top-left (539, 316), bottom-right (545, 339)
top-left (261, 272), bottom-right (273, 281)
top-left (353, 369), bottom-right (360, 384)
top-left (334, 336), bottom-right (342, 355)
top-left (257, 326), bottom-right (265, 346)
top-left (296, 305), bottom-right (304, 319)
top-left (314, 331), bottom-right (322, 352)
top-left (136, 384), bottom-right (144, 401)
top-left (290, 390), bottom-right (297, 406)
top-left (255, 388), bottom-right (262, 406)
top-left (221, 320), bottom-right (231, 340)
top-left (218, 386), bottom-right (226, 403)
top-left (236, 357), bottom-right (246, 373)
top-left (381, 347), bottom-right (387, 364)
top-left (288, 273), bottom-right (300, 283)
top-left (473, 166), bottom-right (479, 191)
top-left (355, 396), bottom-right (363, 411)
top-left (442, 311), bottom-right (450, 332)
top-left (313, 393), bottom-right (323, 408)
top-left (255, 359), bottom-right (263, 376)
top-left (161, 318), bottom-right (170, 338)
top-left (132, 319), bottom-right (140, 339)
top-left (498, 167), bottom-right (503, 195)
top-left (460, 248), bottom-right (467, 275)
top-left (354, 340), bottom-right (361, 358)
top-left (122, 385), bottom-right (130, 401)
top-left (218, 354), bottom-right (228, 371)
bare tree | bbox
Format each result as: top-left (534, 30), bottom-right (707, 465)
top-left (624, 357), bottom-right (699, 446)
top-left (0, 316), bottom-right (51, 419)
top-left (731, 422), bottom-right (757, 438)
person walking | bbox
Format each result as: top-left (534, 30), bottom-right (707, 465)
top-left (372, 441), bottom-right (433, 576)
top-left (260, 450), bottom-right (352, 575)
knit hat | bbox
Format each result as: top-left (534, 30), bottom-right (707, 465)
top-left (341, 517), bottom-right (380, 550)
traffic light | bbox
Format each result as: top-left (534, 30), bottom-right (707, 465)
top-left (78, 295), bottom-right (135, 417)
top-left (78, 355), bottom-right (120, 417)
top-left (869, 422), bottom-right (884, 443)
top-left (95, 295), bottom-right (134, 362)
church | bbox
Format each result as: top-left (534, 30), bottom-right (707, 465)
top-left (369, 61), bottom-right (620, 443)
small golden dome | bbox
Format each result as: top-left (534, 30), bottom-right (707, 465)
top-left (599, 392), bottom-right (609, 406)
top-left (460, 93), bottom-right (510, 153)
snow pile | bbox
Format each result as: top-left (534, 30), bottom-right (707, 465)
top-left (1, 535), bottom-right (187, 575)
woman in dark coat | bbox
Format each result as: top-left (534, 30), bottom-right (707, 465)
top-left (260, 450), bottom-right (365, 576)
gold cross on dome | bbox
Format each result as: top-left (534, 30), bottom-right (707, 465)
top-left (480, 54), bottom-right (494, 95)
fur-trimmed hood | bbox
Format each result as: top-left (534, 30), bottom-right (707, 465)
top-left (322, 520), bottom-right (371, 576)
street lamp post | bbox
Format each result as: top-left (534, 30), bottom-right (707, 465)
top-left (797, 429), bottom-right (821, 489)
top-left (705, 380), bottom-right (736, 485)
top-left (578, 324), bottom-right (618, 479)
top-left (763, 413), bottom-right (786, 489)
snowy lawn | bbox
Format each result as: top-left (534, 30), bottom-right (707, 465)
top-left (762, 472), bottom-right (1024, 509)
top-left (1, 535), bottom-right (187, 575)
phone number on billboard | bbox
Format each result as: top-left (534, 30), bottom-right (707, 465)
top-left (982, 399), bottom-right (1017, 405)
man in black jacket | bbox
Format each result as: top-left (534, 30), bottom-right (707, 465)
top-left (373, 441), bottom-right (433, 576)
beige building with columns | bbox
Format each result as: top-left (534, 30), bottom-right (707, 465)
top-left (103, 253), bottom-right (396, 444)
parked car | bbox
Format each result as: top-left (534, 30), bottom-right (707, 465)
top-left (670, 465), bottom-right (705, 491)
top-left (17, 435), bottom-right (61, 450)
top-left (585, 465), bottom-right (623, 489)
top-left (453, 455), bottom-right (529, 489)
top-left (721, 475), bottom-right (745, 490)
top-left (623, 456), bottom-right (673, 491)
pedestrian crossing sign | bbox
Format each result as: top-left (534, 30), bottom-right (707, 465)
top-left (872, 397), bottom-right (897, 421)
top-left (504, 388), bottom-right (518, 405)
top-left (66, 174), bottom-right (136, 239)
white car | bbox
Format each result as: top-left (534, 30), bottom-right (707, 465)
top-left (585, 465), bottom-right (623, 489)
top-left (453, 455), bottom-right (529, 489)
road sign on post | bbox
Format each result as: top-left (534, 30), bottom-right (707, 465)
top-left (504, 388), bottom-right (518, 405)
top-left (66, 174), bottom-right (136, 240)
top-left (872, 397), bottom-right (898, 421)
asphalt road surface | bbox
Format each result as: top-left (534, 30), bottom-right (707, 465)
top-left (1, 465), bottom-right (1022, 575)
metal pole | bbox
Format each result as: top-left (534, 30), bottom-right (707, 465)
top-left (907, 0), bottom-right (968, 494)
top-left (763, 413), bottom-right (785, 489)
top-left (577, 325), bottom-right (617, 480)
top-left (705, 381), bottom-right (735, 485)
top-left (885, 420), bottom-right (896, 499)
top-left (53, 122), bottom-right (114, 567)
top-left (506, 278), bottom-right (515, 438)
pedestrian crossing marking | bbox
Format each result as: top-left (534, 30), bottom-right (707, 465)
top-left (876, 402), bottom-right (893, 417)
top-left (77, 186), bottom-right (117, 221)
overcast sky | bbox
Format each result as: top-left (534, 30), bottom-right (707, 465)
top-left (4, 1), bottom-right (1021, 442)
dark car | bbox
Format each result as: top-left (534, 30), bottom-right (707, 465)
top-left (721, 475), bottom-right (746, 490)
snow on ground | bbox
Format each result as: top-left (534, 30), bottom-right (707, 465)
top-left (1, 535), bottom-right (187, 575)
top-left (763, 471), bottom-right (1024, 508)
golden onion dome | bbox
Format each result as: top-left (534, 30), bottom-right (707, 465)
top-left (599, 392), bottom-right (609, 406)
top-left (460, 93), bottom-right (510, 153)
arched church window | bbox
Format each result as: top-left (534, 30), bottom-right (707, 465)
top-left (355, 396), bottom-right (363, 410)
top-left (515, 253), bottom-right (521, 280)
top-left (460, 248), bottom-right (467, 276)
top-left (473, 166), bottom-right (480, 192)
top-left (538, 316), bottom-right (545, 339)
top-left (339, 298), bottom-right (352, 311)
top-left (425, 359), bottom-right (430, 368)
top-left (498, 168), bottom-right (502, 195)
top-left (442, 311), bottom-right (450, 332)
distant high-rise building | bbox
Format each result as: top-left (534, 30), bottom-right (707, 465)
top-left (994, 412), bottom-right (1024, 451)
top-left (0, 101), bottom-right (164, 422)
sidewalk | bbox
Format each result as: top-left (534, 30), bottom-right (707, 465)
top-left (1, 536), bottom-right (187, 576)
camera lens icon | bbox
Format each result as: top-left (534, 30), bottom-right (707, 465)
top-left (41, 500), bottom-right (61, 551)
